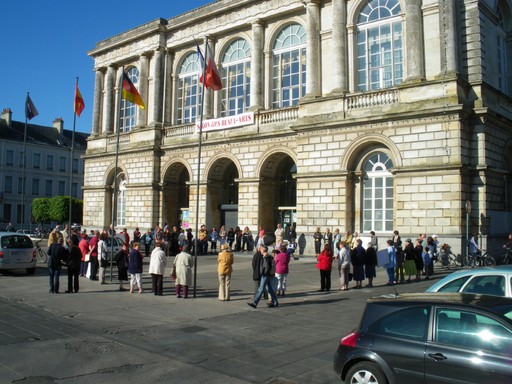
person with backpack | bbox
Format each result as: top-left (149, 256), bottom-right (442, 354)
top-left (247, 245), bottom-right (279, 308)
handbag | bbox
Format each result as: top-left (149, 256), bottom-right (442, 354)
top-left (84, 253), bottom-right (91, 262)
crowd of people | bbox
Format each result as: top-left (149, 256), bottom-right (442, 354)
top-left (312, 228), bottom-right (448, 291)
top-left (43, 223), bottom-right (505, 304)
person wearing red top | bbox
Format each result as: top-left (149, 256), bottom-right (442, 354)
top-left (316, 243), bottom-right (334, 292)
top-left (275, 245), bottom-right (290, 296)
top-left (78, 232), bottom-right (89, 277)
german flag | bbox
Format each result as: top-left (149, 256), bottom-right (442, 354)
top-left (121, 71), bottom-right (145, 110)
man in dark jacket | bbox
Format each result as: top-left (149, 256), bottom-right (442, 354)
top-left (251, 245), bottom-right (267, 300)
top-left (66, 242), bottom-right (82, 293)
top-left (248, 245), bottom-right (278, 308)
top-left (47, 236), bottom-right (68, 294)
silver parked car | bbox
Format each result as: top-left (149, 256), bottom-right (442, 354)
top-left (426, 265), bottom-right (512, 298)
top-left (0, 232), bottom-right (37, 275)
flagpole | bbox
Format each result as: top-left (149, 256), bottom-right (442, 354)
top-left (193, 36), bottom-right (209, 298)
top-left (110, 67), bottom-right (124, 281)
top-left (21, 93), bottom-right (29, 232)
top-left (69, 77), bottom-right (79, 233)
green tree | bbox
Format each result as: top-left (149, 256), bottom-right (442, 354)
top-left (32, 198), bottom-right (52, 224)
top-left (31, 196), bottom-right (83, 224)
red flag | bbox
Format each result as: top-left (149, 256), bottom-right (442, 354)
top-left (200, 44), bottom-right (222, 91)
top-left (122, 71), bottom-right (146, 109)
top-left (74, 83), bottom-right (85, 117)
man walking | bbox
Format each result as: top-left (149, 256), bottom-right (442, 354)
top-left (248, 245), bottom-right (278, 308)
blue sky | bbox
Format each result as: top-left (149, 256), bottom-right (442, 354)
top-left (0, 0), bottom-right (213, 134)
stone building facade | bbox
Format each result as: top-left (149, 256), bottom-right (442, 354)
top-left (1, 109), bottom-right (88, 229)
top-left (84, 0), bottom-right (512, 255)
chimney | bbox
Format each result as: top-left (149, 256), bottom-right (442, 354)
top-left (53, 117), bottom-right (64, 135)
top-left (1, 108), bottom-right (12, 127)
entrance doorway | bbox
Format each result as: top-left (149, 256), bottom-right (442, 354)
top-left (206, 158), bottom-right (239, 229)
top-left (259, 152), bottom-right (297, 242)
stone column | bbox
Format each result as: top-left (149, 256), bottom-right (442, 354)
top-left (305, 0), bottom-right (321, 98)
top-left (92, 68), bottom-right (104, 135)
top-left (103, 65), bottom-right (116, 134)
top-left (331, 0), bottom-right (348, 93)
top-left (137, 52), bottom-right (150, 127)
top-left (152, 48), bottom-right (164, 126)
top-left (165, 51), bottom-right (174, 126)
top-left (440, 0), bottom-right (458, 74)
top-left (203, 40), bottom-right (214, 119)
top-left (405, 0), bottom-right (425, 82)
top-left (250, 20), bottom-right (264, 110)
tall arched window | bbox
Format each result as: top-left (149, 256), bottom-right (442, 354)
top-left (221, 39), bottom-right (251, 116)
top-left (497, 5), bottom-right (508, 94)
top-left (177, 53), bottom-right (202, 124)
top-left (120, 67), bottom-right (140, 132)
top-left (272, 23), bottom-right (306, 109)
top-left (362, 152), bottom-right (394, 232)
top-left (116, 177), bottom-right (126, 226)
top-left (356, 0), bottom-right (403, 91)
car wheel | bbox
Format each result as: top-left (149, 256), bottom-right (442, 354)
top-left (26, 268), bottom-right (36, 275)
top-left (346, 362), bottom-right (388, 384)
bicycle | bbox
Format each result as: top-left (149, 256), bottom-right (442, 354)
top-left (464, 250), bottom-right (496, 268)
top-left (34, 240), bottom-right (48, 263)
top-left (500, 248), bottom-right (512, 265)
top-left (435, 244), bottom-right (459, 269)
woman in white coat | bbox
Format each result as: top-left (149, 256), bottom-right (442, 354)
top-left (174, 244), bottom-right (193, 298)
top-left (149, 241), bottom-right (167, 296)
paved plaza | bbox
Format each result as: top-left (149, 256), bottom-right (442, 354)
top-left (0, 252), bottom-right (449, 384)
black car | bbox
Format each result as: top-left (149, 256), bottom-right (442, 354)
top-left (334, 293), bottom-right (512, 384)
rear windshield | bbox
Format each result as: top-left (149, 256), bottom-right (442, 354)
top-left (1, 235), bottom-right (33, 249)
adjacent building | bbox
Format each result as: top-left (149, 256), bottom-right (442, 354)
top-left (84, 0), bottom-right (512, 255)
top-left (0, 108), bottom-right (88, 229)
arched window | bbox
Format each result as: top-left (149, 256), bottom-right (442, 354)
top-left (120, 67), bottom-right (140, 132)
top-left (497, 5), bottom-right (508, 93)
top-left (221, 39), bottom-right (251, 116)
top-left (362, 152), bottom-right (394, 232)
top-left (272, 23), bottom-right (307, 108)
top-left (356, 0), bottom-right (403, 91)
top-left (177, 53), bottom-right (202, 124)
top-left (116, 177), bottom-right (126, 226)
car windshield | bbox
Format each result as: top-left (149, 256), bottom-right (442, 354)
top-left (1, 235), bottom-right (33, 249)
